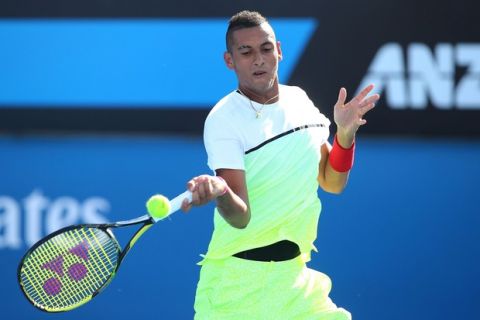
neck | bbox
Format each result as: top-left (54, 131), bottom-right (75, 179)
top-left (238, 85), bottom-right (279, 104)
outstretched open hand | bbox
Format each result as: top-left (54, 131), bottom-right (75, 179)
top-left (334, 84), bottom-right (380, 140)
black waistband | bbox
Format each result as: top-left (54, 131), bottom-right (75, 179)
top-left (233, 240), bottom-right (300, 262)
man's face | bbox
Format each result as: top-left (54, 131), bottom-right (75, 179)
top-left (224, 23), bottom-right (283, 96)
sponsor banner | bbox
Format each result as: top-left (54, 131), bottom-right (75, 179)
top-left (0, 190), bottom-right (109, 249)
top-left (0, 19), bottom-right (316, 108)
top-left (1, 136), bottom-right (479, 319)
top-left (0, 135), bottom-right (213, 319)
top-left (357, 43), bottom-right (480, 110)
top-left (0, 135), bottom-right (210, 249)
top-left (0, 0), bottom-right (478, 135)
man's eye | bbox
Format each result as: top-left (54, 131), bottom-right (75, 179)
top-left (263, 47), bottom-right (273, 52)
top-left (241, 51), bottom-right (251, 56)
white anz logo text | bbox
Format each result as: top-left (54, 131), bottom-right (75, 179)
top-left (357, 43), bottom-right (480, 109)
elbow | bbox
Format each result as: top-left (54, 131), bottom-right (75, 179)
top-left (229, 218), bottom-right (250, 229)
top-left (326, 186), bottom-right (345, 195)
top-left (232, 221), bottom-right (249, 229)
top-left (232, 211), bottom-right (251, 229)
top-left (318, 171), bottom-right (349, 195)
top-left (319, 181), bottom-right (346, 195)
top-left (222, 208), bottom-right (251, 229)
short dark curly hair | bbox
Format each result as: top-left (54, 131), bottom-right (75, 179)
top-left (226, 10), bottom-right (269, 52)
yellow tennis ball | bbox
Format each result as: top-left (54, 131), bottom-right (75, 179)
top-left (146, 194), bottom-right (171, 219)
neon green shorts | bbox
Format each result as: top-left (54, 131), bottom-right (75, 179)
top-left (194, 255), bottom-right (351, 320)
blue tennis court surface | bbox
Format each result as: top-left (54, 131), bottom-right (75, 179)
top-left (1, 135), bottom-right (479, 319)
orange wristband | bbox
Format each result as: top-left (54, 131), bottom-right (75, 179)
top-left (328, 135), bottom-right (355, 172)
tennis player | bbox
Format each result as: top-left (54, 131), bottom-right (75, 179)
top-left (182, 10), bottom-right (379, 319)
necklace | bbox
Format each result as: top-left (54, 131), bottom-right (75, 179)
top-left (238, 89), bottom-right (279, 119)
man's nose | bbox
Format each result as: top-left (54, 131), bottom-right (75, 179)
top-left (253, 52), bottom-right (265, 66)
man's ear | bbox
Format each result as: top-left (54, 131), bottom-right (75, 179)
top-left (224, 51), bottom-right (235, 70)
top-left (277, 41), bottom-right (283, 61)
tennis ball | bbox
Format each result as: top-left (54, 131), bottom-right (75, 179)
top-left (146, 194), bottom-right (171, 219)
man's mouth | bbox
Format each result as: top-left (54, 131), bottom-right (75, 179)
top-left (253, 71), bottom-right (267, 76)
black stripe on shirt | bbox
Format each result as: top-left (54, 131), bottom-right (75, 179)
top-left (245, 124), bottom-right (325, 155)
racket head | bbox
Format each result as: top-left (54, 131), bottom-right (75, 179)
top-left (18, 225), bottom-right (121, 312)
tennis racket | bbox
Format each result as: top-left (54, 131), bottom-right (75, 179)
top-left (17, 190), bottom-right (192, 312)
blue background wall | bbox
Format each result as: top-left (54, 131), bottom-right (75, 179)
top-left (0, 0), bottom-right (479, 318)
top-left (1, 136), bottom-right (479, 319)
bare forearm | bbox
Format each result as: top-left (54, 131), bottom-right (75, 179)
top-left (323, 129), bottom-right (354, 193)
top-left (183, 171), bottom-right (251, 229)
top-left (319, 84), bottom-right (379, 194)
top-left (318, 131), bottom-right (354, 194)
top-left (323, 162), bottom-right (350, 194)
top-left (216, 189), bottom-right (250, 229)
top-left (336, 129), bottom-right (355, 150)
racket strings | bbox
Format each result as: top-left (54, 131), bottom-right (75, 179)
top-left (24, 228), bottom-right (116, 309)
top-left (19, 227), bottom-right (120, 311)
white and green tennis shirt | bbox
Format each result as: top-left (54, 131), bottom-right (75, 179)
top-left (201, 84), bottom-right (331, 263)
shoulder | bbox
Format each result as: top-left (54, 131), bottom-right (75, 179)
top-left (280, 84), bottom-right (331, 126)
top-left (279, 84), bottom-right (309, 99)
top-left (204, 91), bottom-right (245, 138)
top-left (206, 91), bottom-right (241, 123)
top-left (279, 84), bottom-right (316, 109)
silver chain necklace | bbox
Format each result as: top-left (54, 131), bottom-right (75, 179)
top-left (238, 89), bottom-right (279, 119)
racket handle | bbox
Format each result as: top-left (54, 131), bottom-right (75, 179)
top-left (169, 190), bottom-right (192, 215)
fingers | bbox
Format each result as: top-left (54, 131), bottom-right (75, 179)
top-left (185, 175), bottom-right (218, 208)
top-left (181, 198), bottom-right (192, 213)
top-left (346, 84), bottom-right (380, 115)
top-left (360, 102), bottom-right (376, 116)
top-left (358, 92), bottom-right (380, 116)
top-left (357, 100), bottom-right (378, 127)
top-left (197, 178), bottom-right (208, 199)
top-left (362, 93), bottom-right (380, 107)
top-left (358, 118), bottom-right (367, 126)
top-left (337, 87), bottom-right (347, 106)
top-left (353, 84), bottom-right (375, 104)
top-left (334, 84), bottom-right (379, 132)
top-left (338, 84), bottom-right (379, 110)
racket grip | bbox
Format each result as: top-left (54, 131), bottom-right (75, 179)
top-left (169, 190), bottom-right (192, 214)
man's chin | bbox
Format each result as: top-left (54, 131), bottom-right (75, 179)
top-left (250, 80), bottom-right (277, 93)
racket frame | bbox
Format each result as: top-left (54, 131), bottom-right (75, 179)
top-left (18, 190), bottom-right (191, 312)
top-left (17, 215), bottom-right (154, 312)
